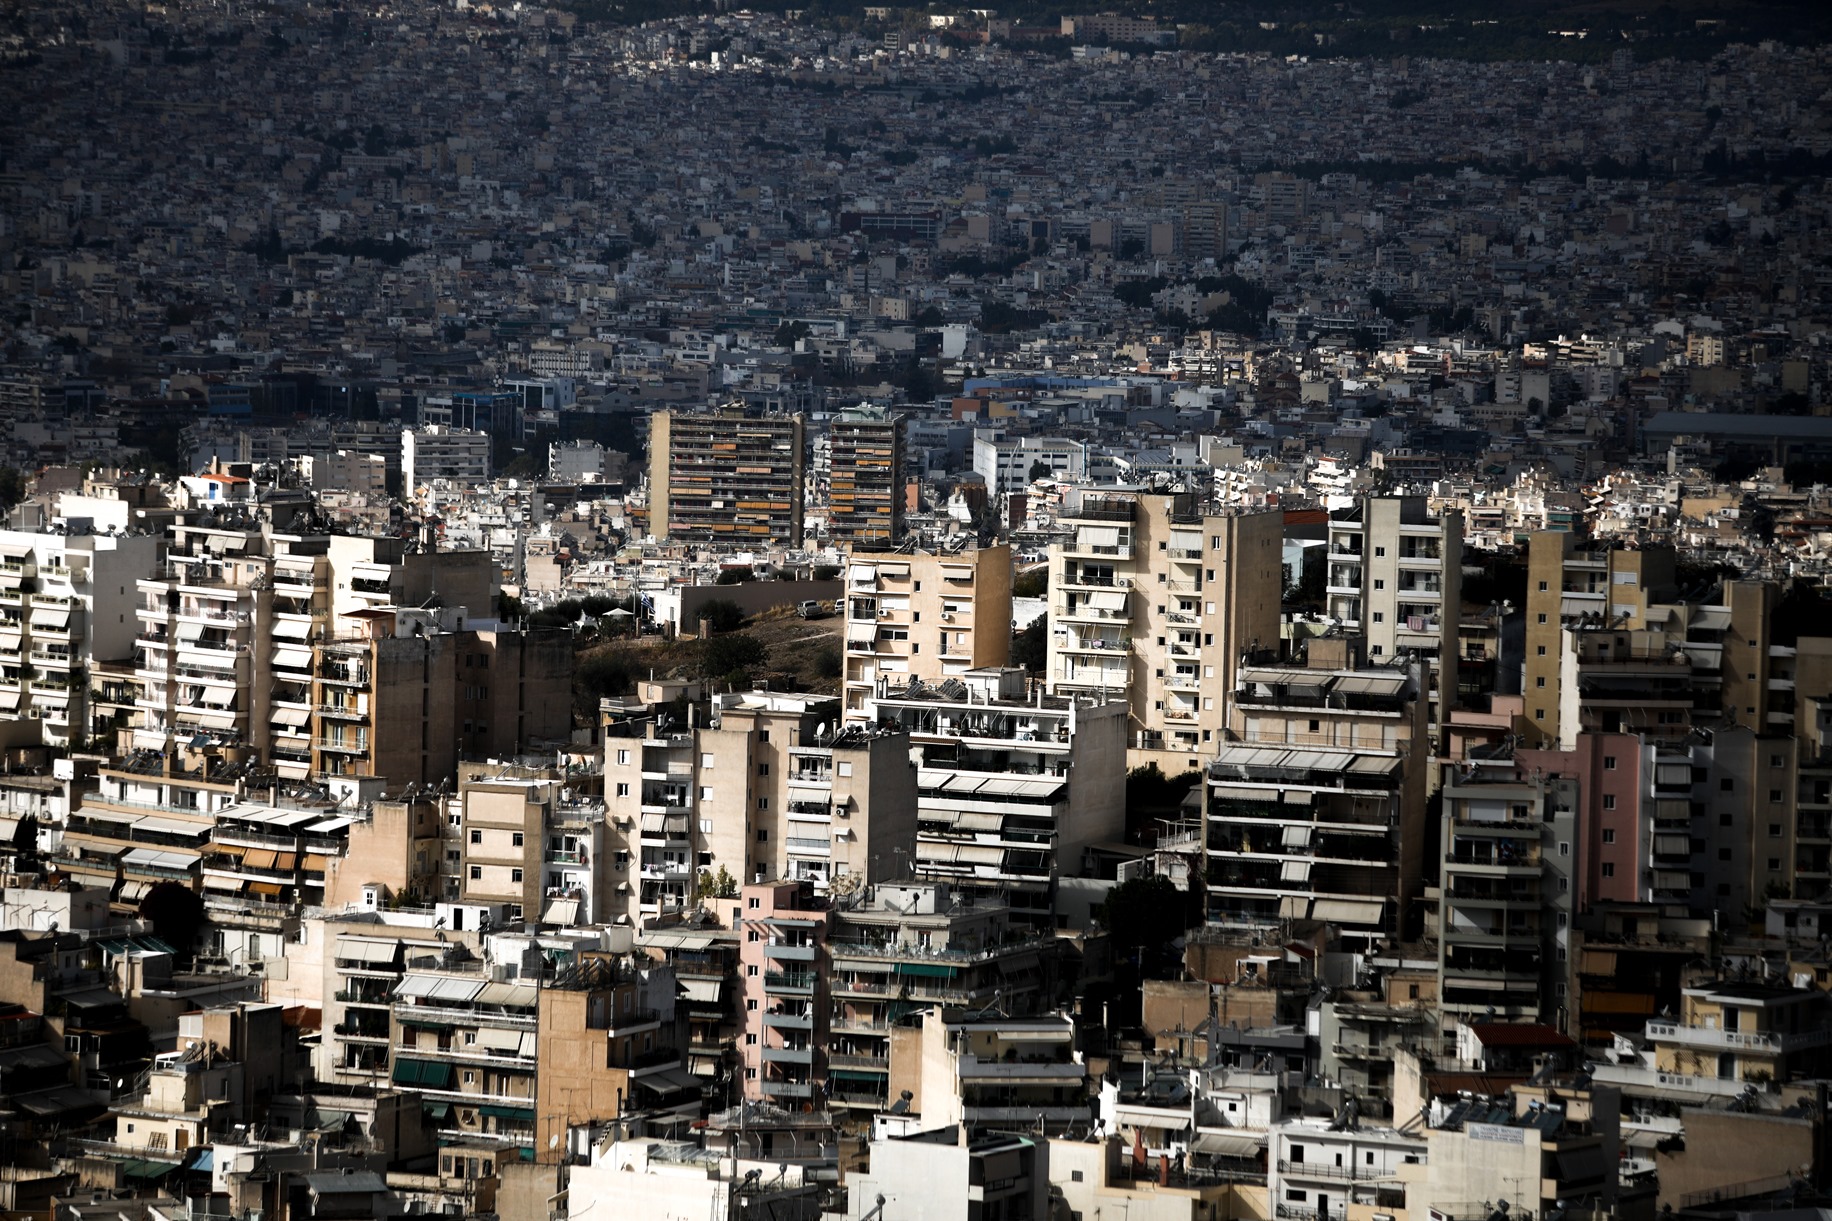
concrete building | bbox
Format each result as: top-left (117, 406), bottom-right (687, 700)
top-left (1205, 638), bottom-right (1431, 945)
top-left (0, 527), bottom-right (159, 747)
top-left (842, 545), bottom-right (1013, 722)
top-left (828, 407), bottom-right (905, 545)
top-left (1325, 496), bottom-right (1464, 747)
top-left (848, 1127), bottom-right (1050, 1221)
top-left (902, 1008), bottom-right (1086, 1137)
top-left (971, 431), bottom-right (1087, 495)
top-left (737, 878), bottom-right (830, 1105)
top-left (647, 406), bottom-right (806, 547)
top-left (865, 667), bottom-right (1128, 926)
top-left (402, 426), bottom-right (492, 493)
top-left (1047, 490), bottom-right (1283, 772)
top-left (1267, 1117), bottom-right (1425, 1221)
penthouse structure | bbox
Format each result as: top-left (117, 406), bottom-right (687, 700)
top-left (647, 406), bottom-right (806, 547)
top-left (1046, 490), bottom-right (1282, 772)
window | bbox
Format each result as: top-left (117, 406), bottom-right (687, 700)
top-left (1536, 677), bottom-right (1546, 688)
top-left (1603, 795), bottom-right (1615, 810)
top-left (1373, 579), bottom-right (1384, 590)
top-left (700, 786), bottom-right (713, 800)
top-left (1374, 546), bottom-right (1386, 557)
top-left (511, 868), bottom-right (523, 883)
top-left (1601, 863), bottom-right (1615, 878)
top-left (748, 897), bottom-right (761, 909)
top-left (1537, 645), bottom-right (1547, 656)
top-left (1309, 720), bottom-right (1320, 732)
top-left (745, 1033), bottom-right (758, 1045)
top-left (615, 783), bottom-right (630, 798)
top-left (747, 930), bottom-right (759, 942)
top-left (1604, 755), bottom-right (1616, 770)
top-left (701, 753), bottom-right (715, 768)
top-left (700, 818), bottom-right (714, 834)
top-left (757, 830), bottom-right (769, 842)
top-left (837, 761), bottom-right (852, 777)
top-left (1534, 709), bottom-right (1545, 721)
top-left (759, 730), bottom-right (770, 744)
top-left (1771, 823), bottom-right (1783, 837)
top-left (511, 832), bottom-right (524, 848)
top-left (1372, 612), bottom-right (1383, 623)
top-left (1770, 858), bottom-right (1783, 871)
top-left (746, 965), bottom-right (758, 977)
top-left (616, 750), bottom-right (630, 766)
top-left (1071, 1171), bottom-right (1085, 1183)
top-left (1538, 614), bottom-right (1548, 625)
top-left (1770, 789), bottom-right (1783, 803)
top-left (1721, 778), bottom-right (1735, 792)
top-left (1771, 754), bottom-right (1785, 767)
top-left (469, 865), bottom-right (482, 880)
top-left (757, 762), bottom-right (770, 777)
top-left (470, 829), bottom-right (482, 844)
top-left (1602, 829), bottom-right (1616, 844)
top-left (757, 798), bottom-right (769, 812)
top-left (1539, 581), bottom-right (1549, 592)
top-left (746, 999), bottom-right (758, 1011)
top-left (1719, 848), bottom-right (1733, 861)
top-left (1559, 841), bottom-right (1570, 857)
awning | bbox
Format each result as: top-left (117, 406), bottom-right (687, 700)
top-left (1331, 674), bottom-right (1408, 696)
top-left (897, 962), bottom-right (956, 978)
top-left (117, 880), bottom-right (153, 903)
top-left (680, 979), bottom-right (722, 1004)
top-left (1191, 1132), bottom-right (1264, 1159)
top-left (271, 706), bottom-right (311, 727)
top-left (848, 564), bottom-right (877, 584)
top-left (272, 645), bottom-right (313, 670)
top-left (1077, 526), bottom-right (1120, 548)
top-left (273, 618), bottom-right (313, 640)
top-left (241, 848), bottom-right (278, 870)
top-left (540, 897), bottom-right (580, 925)
top-left (249, 882), bottom-right (284, 897)
top-left (477, 1027), bottom-right (527, 1053)
top-left (29, 606), bottom-right (69, 628)
top-left (1088, 590), bottom-right (1128, 611)
top-left (474, 981), bottom-right (536, 1008)
top-left (479, 1103), bottom-right (536, 1120)
top-left (301, 855), bottom-right (330, 873)
top-left (391, 1058), bottom-right (455, 1088)
top-left (634, 1067), bottom-right (700, 1095)
top-left (829, 1069), bottom-right (886, 1082)
top-left (1310, 898), bottom-right (1386, 926)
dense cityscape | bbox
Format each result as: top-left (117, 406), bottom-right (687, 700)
top-left (4, 0), bottom-right (1832, 1218)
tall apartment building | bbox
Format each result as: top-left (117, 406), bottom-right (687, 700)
top-left (1523, 535), bottom-right (1676, 746)
top-left (1046, 490), bottom-right (1282, 771)
top-left (0, 528), bottom-right (159, 747)
top-left (1325, 496), bottom-right (1463, 747)
top-left (1430, 755), bottom-right (1578, 1030)
top-left (402, 425), bottom-right (492, 493)
top-left (647, 406), bottom-right (806, 547)
top-left (736, 878), bottom-right (830, 1104)
top-left (312, 607), bottom-right (573, 786)
top-left (864, 666), bottom-right (1127, 925)
top-left (827, 407), bottom-right (905, 545)
top-left (601, 690), bottom-right (918, 927)
top-left (1205, 638), bottom-right (1431, 946)
top-left (450, 767), bottom-right (606, 925)
top-left (841, 546), bottom-right (1012, 721)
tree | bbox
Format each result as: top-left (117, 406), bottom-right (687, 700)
top-left (1011, 569), bottom-right (1048, 599)
top-left (702, 632), bottom-right (767, 680)
top-left (696, 865), bottom-right (739, 901)
top-left (1028, 460), bottom-right (1054, 483)
top-left (697, 599), bottom-right (747, 633)
top-left (139, 882), bottom-right (205, 965)
top-left (1010, 616), bottom-right (1046, 672)
top-left (1100, 875), bottom-right (1200, 974)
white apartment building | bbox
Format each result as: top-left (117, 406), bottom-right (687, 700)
top-left (403, 426), bottom-right (492, 493)
top-left (971, 431), bottom-right (1087, 495)
top-left (0, 527), bottom-right (160, 746)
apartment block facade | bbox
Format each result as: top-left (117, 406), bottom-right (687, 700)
top-left (842, 546), bottom-right (1012, 721)
top-left (647, 406), bottom-right (806, 547)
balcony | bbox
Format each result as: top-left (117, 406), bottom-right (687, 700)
top-left (762, 1011), bottom-right (814, 1031)
top-left (763, 942), bottom-right (819, 962)
top-left (1646, 1021), bottom-right (1832, 1055)
top-left (761, 1080), bottom-right (814, 1100)
top-left (763, 972), bottom-right (815, 994)
top-left (784, 836), bottom-right (831, 857)
top-left (761, 1046), bottom-right (814, 1065)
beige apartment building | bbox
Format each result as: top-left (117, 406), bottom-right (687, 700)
top-left (647, 406), bottom-right (806, 547)
top-left (841, 545), bottom-right (1013, 721)
top-left (1046, 490), bottom-right (1282, 773)
top-left (601, 690), bottom-right (918, 926)
top-left (1325, 496), bottom-right (1463, 748)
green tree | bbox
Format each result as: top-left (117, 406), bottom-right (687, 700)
top-left (702, 632), bottom-right (767, 680)
top-left (1010, 616), bottom-right (1046, 672)
top-left (1011, 568), bottom-right (1048, 599)
top-left (696, 599), bottom-right (747, 633)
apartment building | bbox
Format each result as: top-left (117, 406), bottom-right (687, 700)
top-left (647, 406), bottom-right (806, 547)
top-left (842, 545), bottom-right (1012, 721)
top-left (402, 425), bottom-right (492, 493)
top-left (1523, 535), bottom-right (1676, 746)
top-left (1205, 638), bottom-right (1431, 946)
top-left (317, 910), bottom-right (471, 1089)
top-left (0, 527), bottom-right (159, 747)
top-left (1430, 758), bottom-right (1578, 1030)
top-left (970, 431), bottom-right (1087, 495)
top-left (1047, 490), bottom-right (1282, 772)
top-left (737, 878), bottom-right (830, 1105)
top-left (312, 606), bottom-right (573, 787)
top-left (901, 1009), bottom-right (1086, 1137)
top-left (1268, 1118), bottom-right (1426, 1221)
top-left (865, 667), bottom-right (1127, 925)
top-left (1325, 496), bottom-right (1463, 746)
top-left (824, 881), bottom-right (1052, 1114)
top-left (446, 765), bottom-right (606, 925)
top-left (601, 691), bottom-right (918, 927)
top-left (827, 406), bottom-right (905, 545)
